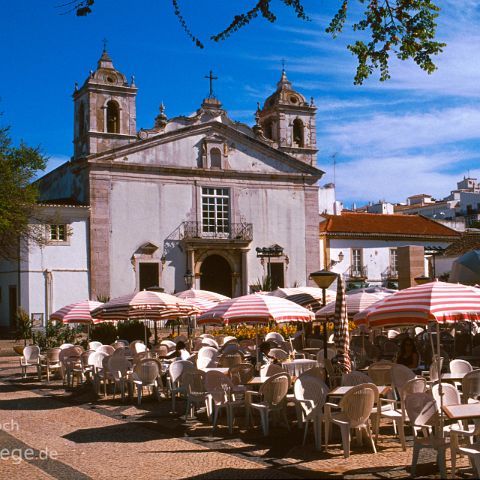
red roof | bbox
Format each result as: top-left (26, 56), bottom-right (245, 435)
top-left (320, 212), bottom-right (460, 238)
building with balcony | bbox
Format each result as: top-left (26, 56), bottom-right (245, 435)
top-left (319, 212), bottom-right (460, 289)
top-left (0, 49), bottom-right (324, 326)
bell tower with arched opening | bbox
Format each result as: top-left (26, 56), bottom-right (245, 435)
top-left (256, 68), bottom-right (317, 165)
top-left (73, 48), bottom-right (137, 158)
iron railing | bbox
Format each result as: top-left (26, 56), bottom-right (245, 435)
top-left (381, 267), bottom-right (398, 280)
top-left (181, 221), bottom-right (253, 241)
top-left (346, 265), bottom-right (368, 279)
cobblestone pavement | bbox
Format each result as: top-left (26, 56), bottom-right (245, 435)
top-left (0, 349), bottom-right (475, 480)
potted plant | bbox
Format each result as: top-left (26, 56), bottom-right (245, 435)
top-left (13, 308), bottom-right (32, 354)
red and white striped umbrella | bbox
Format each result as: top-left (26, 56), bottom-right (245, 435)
top-left (355, 281), bottom-right (480, 328)
top-left (175, 289), bottom-right (229, 313)
top-left (51, 300), bottom-right (104, 325)
top-left (91, 291), bottom-right (200, 321)
top-left (197, 293), bottom-right (315, 326)
top-left (316, 291), bottom-right (392, 320)
top-left (175, 288), bottom-right (230, 302)
top-left (269, 287), bottom-right (336, 301)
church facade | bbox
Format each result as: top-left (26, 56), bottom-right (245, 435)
top-left (0, 50), bottom-right (323, 327)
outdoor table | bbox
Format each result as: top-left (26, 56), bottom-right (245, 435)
top-left (245, 376), bottom-right (296, 387)
top-left (282, 359), bottom-right (317, 377)
top-left (441, 372), bottom-right (467, 382)
top-left (443, 403), bottom-right (480, 421)
top-left (328, 385), bottom-right (391, 397)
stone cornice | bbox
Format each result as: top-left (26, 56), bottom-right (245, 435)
top-left (85, 121), bottom-right (324, 178)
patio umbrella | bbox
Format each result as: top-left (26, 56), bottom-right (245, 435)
top-left (346, 286), bottom-right (397, 295)
top-left (355, 281), bottom-right (480, 436)
top-left (51, 300), bottom-right (104, 325)
top-left (197, 293), bottom-right (315, 326)
top-left (316, 290), bottom-right (392, 320)
top-left (332, 275), bottom-right (351, 374)
top-left (91, 291), bottom-right (200, 344)
top-left (175, 288), bottom-right (229, 313)
top-left (268, 287), bottom-right (336, 301)
top-left (450, 250), bottom-right (480, 285)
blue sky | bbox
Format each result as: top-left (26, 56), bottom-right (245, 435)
top-left (1, 1), bottom-right (479, 206)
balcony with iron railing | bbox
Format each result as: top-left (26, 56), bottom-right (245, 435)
top-left (346, 265), bottom-right (368, 280)
top-left (180, 221), bottom-right (253, 242)
top-left (381, 266), bottom-right (399, 280)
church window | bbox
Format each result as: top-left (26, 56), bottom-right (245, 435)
top-left (106, 100), bottom-right (120, 133)
top-left (293, 118), bottom-right (304, 147)
top-left (49, 224), bottom-right (67, 242)
top-left (201, 187), bottom-right (230, 235)
top-left (78, 102), bottom-right (86, 137)
top-left (210, 148), bottom-right (222, 168)
top-left (264, 119), bottom-right (274, 140)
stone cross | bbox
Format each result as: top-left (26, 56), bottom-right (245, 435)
top-left (205, 70), bottom-right (218, 97)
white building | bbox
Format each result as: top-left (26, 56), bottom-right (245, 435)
top-left (0, 50), bottom-right (324, 328)
top-left (319, 212), bottom-right (459, 289)
top-left (0, 204), bottom-right (90, 330)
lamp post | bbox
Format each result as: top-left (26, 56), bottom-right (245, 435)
top-left (184, 269), bottom-right (194, 289)
top-left (255, 245), bottom-right (284, 287)
top-left (310, 269), bottom-right (338, 360)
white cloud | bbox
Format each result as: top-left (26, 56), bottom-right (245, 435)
top-left (321, 106), bottom-right (480, 155)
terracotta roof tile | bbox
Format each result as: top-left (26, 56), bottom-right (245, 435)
top-left (444, 232), bottom-right (480, 256)
top-left (320, 212), bottom-right (460, 238)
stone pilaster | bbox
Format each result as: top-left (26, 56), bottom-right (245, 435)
top-left (304, 187), bottom-right (321, 286)
top-left (89, 176), bottom-right (111, 299)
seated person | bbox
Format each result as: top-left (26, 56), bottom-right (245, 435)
top-left (258, 341), bottom-right (279, 366)
top-left (395, 338), bottom-right (419, 369)
top-left (166, 341), bottom-right (190, 360)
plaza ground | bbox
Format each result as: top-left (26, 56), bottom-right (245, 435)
top-left (0, 340), bottom-right (473, 480)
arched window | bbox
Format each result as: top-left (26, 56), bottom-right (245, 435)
top-left (106, 100), bottom-right (120, 133)
top-left (78, 102), bottom-right (86, 137)
top-left (293, 118), bottom-right (304, 147)
top-left (264, 119), bottom-right (274, 140)
top-left (210, 148), bottom-right (222, 168)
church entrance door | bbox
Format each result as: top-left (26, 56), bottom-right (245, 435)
top-left (200, 254), bottom-right (232, 297)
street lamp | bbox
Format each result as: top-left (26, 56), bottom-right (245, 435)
top-left (184, 269), bottom-right (194, 289)
top-left (310, 269), bottom-right (338, 360)
top-left (256, 245), bottom-right (284, 283)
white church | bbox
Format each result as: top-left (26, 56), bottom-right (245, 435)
top-left (0, 49), bottom-right (324, 328)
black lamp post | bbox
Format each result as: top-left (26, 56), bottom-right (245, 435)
top-left (310, 269), bottom-right (338, 359)
top-left (256, 245), bottom-right (284, 285)
top-left (184, 269), bottom-right (194, 289)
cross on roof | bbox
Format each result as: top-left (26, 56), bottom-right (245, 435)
top-left (103, 38), bottom-right (108, 52)
top-left (205, 70), bottom-right (218, 98)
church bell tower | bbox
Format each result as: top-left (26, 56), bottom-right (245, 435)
top-left (257, 68), bottom-right (317, 166)
top-left (73, 48), bottom-right (137, 158)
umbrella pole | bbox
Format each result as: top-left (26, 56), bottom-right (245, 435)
top-left (154, 321), bottom-right (158, 345)
top-left (87, 324), bottom-right (90, 343)
top-left (255, 324), bottom-right (259, 371)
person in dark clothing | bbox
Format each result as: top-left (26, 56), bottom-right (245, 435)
top-left (395, 337), bottom-right (419, 369)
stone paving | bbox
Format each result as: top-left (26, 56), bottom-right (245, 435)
top-left (0, 345), bottom-right (475, 479)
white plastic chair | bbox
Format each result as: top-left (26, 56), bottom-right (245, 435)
top-left (341, 371), bottom-right (371, 386)
top-left (391, 364), bottom-right (416, 393)
top-left (40, 347), bottom-right (61, 382)
top-left (265, 332), bottom-right (284, 344)
top-left (20, 345), bottom-right (41, 379)
top-left (204, 371), bottom-right (245, 433)
top-left (219, 352), bottom-right (243, 369)
top-left (367, 361), bottom-right (393, 386)
top-left (59, 343), bottom-right (75, 350)
top-left (450, 359), bottom-right (473, 375)
top-left (130, 358), bottom-right (161, 406)
top-left (107, 355), bottom-right (131, 401)
top-left (59, 346), bottom-right (82, 387)
top-left (230, 363), bottom-right (254, 386)
top-left (89, 341), bottom-right (102, 350)
top-left (269, 348), bottom-right (289, 362)
top-left (462, 370), bottom-right (480, 404)
top-left (245, 372), bottom-right (291, 436)
top-left (294, 375), bottom-right (329, 450)
top-left (97, 345), bottom-right (115, 355)
top-left (131, 340), bottom-right (147, 354)
top-left (201, 337), bottom-right (219, 349)
top-left (168, 360), bottom-right (195, 413)
top-left (325, 383), bottom-right (378, 458)
top-left (184, 370), bottom-right (208, 419)
top-left (89, 351), bottom-right (109, 395)
top-left (260, 363), bottom-right (283, 378)
top-left (457, 442), bottom-right (480, 478)
top-left (404, 392), bottom-right (448, 478)
top-left (197, 346), bottom-right (218, 369)
top-left (160, 340), bottom-right (176, 351)
top-left (316, 348), bottom-right (336, 365)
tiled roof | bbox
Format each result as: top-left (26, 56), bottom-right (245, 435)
top-left (444, 232), bottom-right (480, 256)
top-left (320, 212), bottom-right (460, 238)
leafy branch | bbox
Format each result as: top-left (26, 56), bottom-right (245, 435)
top-left (65, 0), bottom-right (445, 84)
